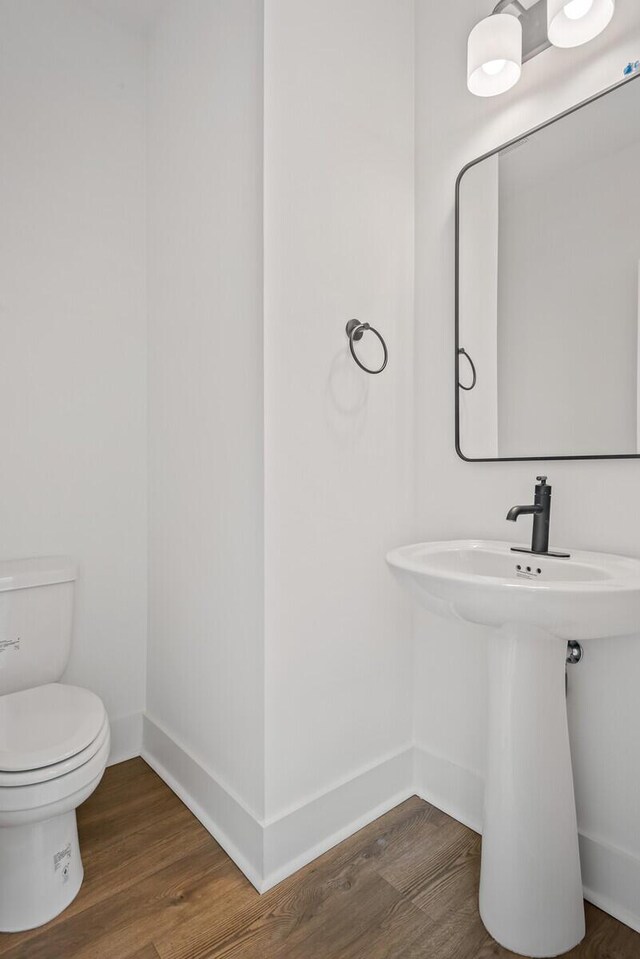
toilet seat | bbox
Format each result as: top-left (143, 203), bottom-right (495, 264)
top-left (0, 683), bottom-right (106, 775)
top-left (0, 716), bottom-right (110, 788)
top-left (0, 728), bottom-right (110, 825)
top-left (0, 683), bottom-right (110, 824)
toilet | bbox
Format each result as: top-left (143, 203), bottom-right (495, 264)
top-left (0, 558), bottom-right (110, 933)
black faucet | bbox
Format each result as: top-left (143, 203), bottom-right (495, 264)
top-left (507, 477), bottom-right (570, 558)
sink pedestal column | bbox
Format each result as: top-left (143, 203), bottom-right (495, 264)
top-left (479, 623), bottom-right (585, 958)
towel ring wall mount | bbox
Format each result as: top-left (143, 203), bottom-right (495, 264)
top-left (345, 319), bottom-right (388, 375)
top-left (458, 347), bottom-right (477, 391)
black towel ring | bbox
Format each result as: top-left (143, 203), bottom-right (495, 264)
top-left (346, 319), bottom-right (388, 375)
top-left (458, 348), bottom-right (477, 391)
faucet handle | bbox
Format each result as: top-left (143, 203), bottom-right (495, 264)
top-left (536, 476), bottom-right (548, 485)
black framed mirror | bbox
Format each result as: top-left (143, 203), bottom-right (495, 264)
top-left (455, 71), bottom-right (640, 462)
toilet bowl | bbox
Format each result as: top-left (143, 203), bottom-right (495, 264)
top-left (0, 683), bottom-right (110, 932)
top-left (0, 558), bottom-right (110, 932)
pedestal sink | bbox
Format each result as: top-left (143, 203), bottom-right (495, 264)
top-left (387, 540), bottom-right (640, 958)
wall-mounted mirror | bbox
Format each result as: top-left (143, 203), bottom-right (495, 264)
top-left (456, 73), bottom-right (640, 461)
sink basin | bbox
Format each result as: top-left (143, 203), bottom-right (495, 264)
top-left (387, 539), bottom-right (640, 639)
top-left (387, 539), bottom-right (640, 958)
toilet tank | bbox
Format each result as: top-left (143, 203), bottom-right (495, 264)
top-left (0, 557), bottom-right (77, 696)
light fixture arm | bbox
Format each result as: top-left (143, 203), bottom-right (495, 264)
top-left (492, 0), bottom-right (552, 64)
top-left (493, 0), bottom-right (527, 14)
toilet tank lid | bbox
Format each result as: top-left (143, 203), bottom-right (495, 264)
top-left (0, 557), bottom-right (77, 592)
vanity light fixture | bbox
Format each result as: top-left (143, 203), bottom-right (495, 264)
top-left (468, 0), bottom-right (616, 97)
top-left (467, 13), bottom-right (523, 97)
top-left (547, 0), bottom-right (615, 48)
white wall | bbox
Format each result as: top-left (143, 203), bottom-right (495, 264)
top-left (415, 0), bottom-right (640, 928)
top-left (0, 0), bottom-right (148, 759)
top-left (142, 0), bottom-right (416, 887)
top-left (263, 0), bottom-right (415, 822)
top-left (146, 0), bottom-right (265, 819)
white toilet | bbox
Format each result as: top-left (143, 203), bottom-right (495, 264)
top-left (0, 557), bottom-right (110, 933)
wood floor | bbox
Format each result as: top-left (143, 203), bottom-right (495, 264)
top-left (2, 759), bottom-right (639, 959)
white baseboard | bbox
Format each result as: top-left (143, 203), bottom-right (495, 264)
top-left (141, 714), bottom-right (414, 893)
top-left (580, 833), bottom-right (640, 934)
top-left (414, 744), bottom-right (640, 935)
top-left (141, 715), bottom-right (264, 889)
top-left (108, 711), bottom-right (143, 766)
top-left (262, 747), bottom-right (414, 890)
top-left (414, 744), bottom-right (484, 834)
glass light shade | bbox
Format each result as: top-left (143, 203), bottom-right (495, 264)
top-left (467, 15), bottom-right (522, 98)
top-left (547, 0), bottom-right (615, 48)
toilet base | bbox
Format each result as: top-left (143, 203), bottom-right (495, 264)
top-left (0, 810), bottom-right (84, 932)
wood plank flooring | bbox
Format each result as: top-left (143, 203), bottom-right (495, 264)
top-left (2, 758), bottom-right (639, 959)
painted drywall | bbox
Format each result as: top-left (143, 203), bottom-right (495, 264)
top-left (84, 0), bottom-right (165, 37)
top-left (0, 0), bottom-right (147, 759)
top-left (263, 0), bottom-right (415, 822)
top-left (143, 0), bottom-right (416, 884)
top-left (146, 0), bottom-right (265, 818)
top-left (414, 0), bottom-right (640, 928)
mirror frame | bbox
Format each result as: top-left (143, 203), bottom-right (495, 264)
top-left (455, 71), bottom-right (640, 463)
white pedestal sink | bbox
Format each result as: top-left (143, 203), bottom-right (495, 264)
top-left (387, 540), bottom-right (640, 958)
